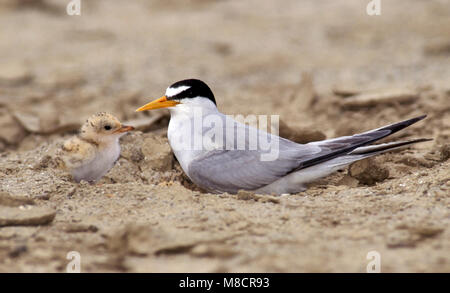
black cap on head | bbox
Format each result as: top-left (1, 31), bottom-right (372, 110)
top-left (166, 79), bottom-right (216, 106)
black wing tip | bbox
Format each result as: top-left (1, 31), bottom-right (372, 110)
top-left (413, 137), bottom-right (433, 143)
top-left (410, 114), bottom-right (427, 123)
top-left (399, 114), bottom-right (427, 125)
top-left (381, 114), bottom-right (428, 134)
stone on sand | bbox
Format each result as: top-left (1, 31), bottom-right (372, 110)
top-left (141, 134), bottom-right (173, 171)
top-left (439, 144), bottom-right (450, 161)
top-left (0, 192), bottom-right (35, 207)
top-left (0, 206), bottom-right (56, 227)
top-left (341, 89), bottom-right (419, 109)
top-left (332, 85), bottom-right (362, 97)
top-left (13, 111), bottom-right (80, 135)
top-left (278, 119), bottom-right (326, 144)
top-left (349, 158), bottom-right (389, 185)
top-left (0, 62), bottom-right (33, 86)
top-left (0, 109), bottom-right (27, 145)
top-left (289, 72), bottom-right (317, 111)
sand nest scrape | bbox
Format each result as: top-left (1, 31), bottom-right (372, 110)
top-left (0, 0), bottom-right (449, 272)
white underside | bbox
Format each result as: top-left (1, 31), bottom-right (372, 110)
top-left (254, 154), bottom-right (363, 194)
top-left (167, 99), bottom-right (219, 175)
top-left (72, 141), bottom-right (121, 183)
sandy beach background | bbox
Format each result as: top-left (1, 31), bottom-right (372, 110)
top-left (0, 0), bottom-right (449, 272)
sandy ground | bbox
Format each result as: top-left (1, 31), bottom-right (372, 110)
top-left (0, 0), bottom-right (449, 272)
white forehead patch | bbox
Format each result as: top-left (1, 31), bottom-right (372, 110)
top-left (165, 85), bottom-right (190, 98)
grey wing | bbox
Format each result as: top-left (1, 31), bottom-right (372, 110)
top-left (187, 137), bottom-right (320, 194)
top-left (188, 115), bottom-right (426, 193)
top-left (187, 114), bottom-right (322, 193)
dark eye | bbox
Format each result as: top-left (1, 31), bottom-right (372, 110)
top-left (104, 125), bottom-right (112, 130)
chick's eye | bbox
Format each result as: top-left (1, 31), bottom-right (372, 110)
top-left (104, 125), bottom-right (112, 130)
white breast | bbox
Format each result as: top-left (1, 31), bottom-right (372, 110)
top-left (167, 112), bottom-right (203, 175)
top-left (167, 98), bottom-right (228, 179)
top-left (72, 142), bottom-right (121, 182)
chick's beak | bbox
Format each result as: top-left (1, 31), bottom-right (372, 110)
top-left (135, 96), bottom-right (180, 112)
top-left (113, 125), bottom-right (134, 134)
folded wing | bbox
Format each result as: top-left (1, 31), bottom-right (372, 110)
top-left (188, 115), bottom-right (427, 193)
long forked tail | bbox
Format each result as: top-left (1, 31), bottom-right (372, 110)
top-left (296, 115), bottom-right (429, 171)
top-left (349, 138), bottom-right (432, 155)
top-left (288, 137), bottom-right (431, 190)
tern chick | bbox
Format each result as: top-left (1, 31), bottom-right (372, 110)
top-left (136, 79), bottom-right (431, 195)
top-left (58, 112), bottom-right (134, 183)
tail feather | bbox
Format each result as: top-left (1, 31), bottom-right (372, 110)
top-left (349, 138), bottom-right (432, 155)
top-left (289, 138), bottom-right (431, 187)
top-left (295, 115), bottom-right (428, 171)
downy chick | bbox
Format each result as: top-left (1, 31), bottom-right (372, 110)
top-left (59, 112), bottom-right (134, 183)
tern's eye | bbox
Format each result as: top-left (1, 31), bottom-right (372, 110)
top-left (104, 125), bottom-right (112, 131)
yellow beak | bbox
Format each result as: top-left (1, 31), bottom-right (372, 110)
top-left (135, 96), bottom-right (180, 112)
